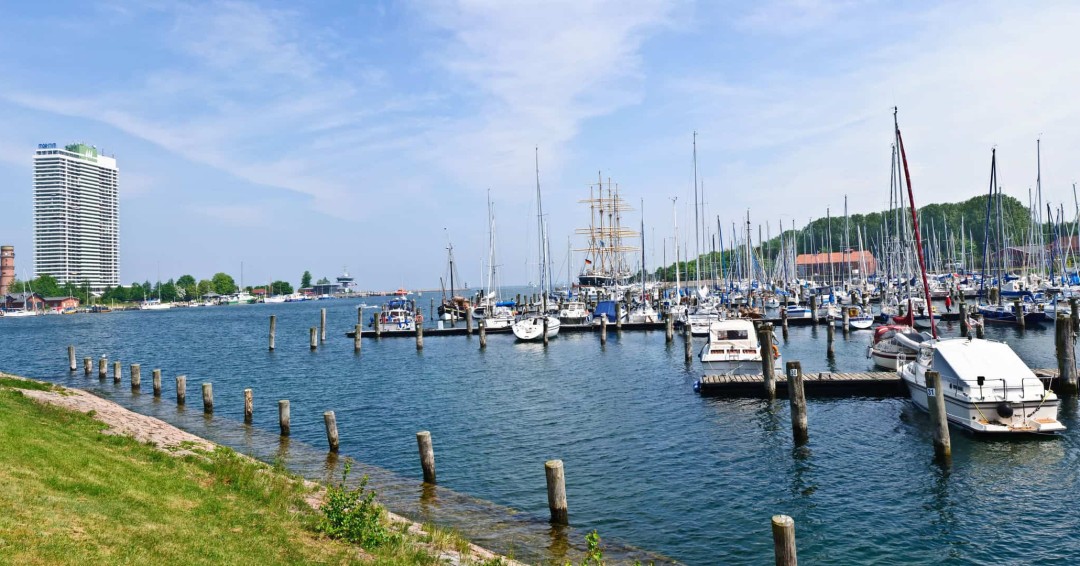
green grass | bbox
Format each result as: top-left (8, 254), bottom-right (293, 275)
top-left (0, 383), bottom-right (502, 565)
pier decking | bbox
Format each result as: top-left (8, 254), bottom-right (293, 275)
top-left (696, 369), bottom-right (1063, 397)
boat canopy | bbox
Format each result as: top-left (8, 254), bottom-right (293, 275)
top-left (928, 339), bottom-right (1036, 384)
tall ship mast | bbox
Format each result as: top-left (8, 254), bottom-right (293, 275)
top-left (574, 173), bottom-right (639, 287)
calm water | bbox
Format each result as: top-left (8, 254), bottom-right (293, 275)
top-left (2, 298), bottom-right (1079, 565)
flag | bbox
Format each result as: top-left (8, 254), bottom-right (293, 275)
top-left (584, 259), bottom-right (592, 264)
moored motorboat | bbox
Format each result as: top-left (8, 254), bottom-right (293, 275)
top-left (699, 318), bottom-right (781, 375)
top-left (867, 324), bottom-right (928, 370)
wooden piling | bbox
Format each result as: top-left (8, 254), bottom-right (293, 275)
top-left (113, 361), bottom-right (121, 383)
top-left (309, 327), bottom-right (317, 350)
top-left (320, 308), bottom-right (327, 343)
top-left (83, 357), bottom-right (92, 376)
top-left (68, 345), bottom-right (76, 371)
top-left (324, 411), bottom-right (339, 452)
top-left (278, 400), bottom-right (290, 436)
top-left (479, 318), bottom-right (487, 349)
top-left (1071, 297), bottom-right (1079, 332)
top-left (465, 307), bottom-right (473, 335)
top-left (975, 314), bottom-right (985, 339)
top-left (202, 383), bottom-right (213, 414)
top-left (543, 316), bottom-right (549, 346)
top-left (130, 364), bottom-right (141, 389)
top-left (841, 308), bottom-right (850, 336)
top-left (809, 295), bottom-right (818, 325)
top-left (665, 314), bottom-right (674, 343)
top-left (152, 369), bottom-right (162, 397)
top-left (959, 302), bottom-right (968, 337)
top-left (683, 322), bottom-right (693, 363)
top-left (354, 324), bottom-right (362, 352)
top-left (759, 323), bottom-right (776, 400)
top-left (826, 318), bottom-right (835, 358)
top-left (417, 431), bottom-right (436, 483)
top-left (786, 361), bottom-right (808, 444)
top-left (545, 459), bottom-right (568, 525)
top-left (780, 307), bottom-right (789, 339)
top-left (269, 315), bottom-right (276, 351)
top-left (358, 306), bottom-right (363, 326)
top-left (1013, 299), bottom-right (1025, 329)
top-left (98, 357), bottom-right (107, 379)
top-left (926, 370), bottom-right (951, 462)
top-left (616, 303), bottom-right (623, 330)
top-left (1055, 314), bottom-right (1078, 394)
top-left (416, 319), bottom-right (424, 350)
top-left (771, 515), bottom-right (797, 566)
top-left (176, 375), bottom-right (186, 406)
top-left (244, 388), bottom-right (253, 423)
top-left (374, 315), bottom-right (381, 338)
top-left (600, 316), bottom-right (608, 345)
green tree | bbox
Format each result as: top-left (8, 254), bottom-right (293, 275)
top-left (211, 272), bottom-right (238, 294)
top-left (301, 271), bottom-right (312, 289)
top-left (197, 279), bottom-right (213, 297)
top-left (271, 280), bottom-right (293, 295)
top-left (176, 274), bottom-right (196, 300)
top-left (160, 279), bottom-right (179, 302)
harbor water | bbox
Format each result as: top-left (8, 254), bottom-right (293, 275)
top-left (2, 298), bottom-right (1079, 564)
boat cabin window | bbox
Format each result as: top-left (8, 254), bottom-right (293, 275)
top-left (720, 330), bottom-right (749, 340)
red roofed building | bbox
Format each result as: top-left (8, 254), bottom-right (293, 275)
top-left (795, 250), bottom-right (877, 282)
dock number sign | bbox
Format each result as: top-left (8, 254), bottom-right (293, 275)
top-left (926, 387), bottom-right (936, 397)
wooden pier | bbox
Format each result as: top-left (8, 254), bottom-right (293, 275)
top-left (697, 368), bottom-right (1063, 397)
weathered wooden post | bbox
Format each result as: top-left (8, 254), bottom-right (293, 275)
top-left (826, 318), bottom-right (835, 358)
top-left (545, 459), bottom-right (568, 525)
top-left (354, 324), bottom-right (362, 352)
top-left (479, 318), bottom-right (487, 349)
top-left (759, 323), bottom-right (776, 400)
top-left (374, 314), bottom-right (381, 338)
top-left (780, 307), bottom-right (789, 339)
top-left (152, 369), bottom-right (162, 397)
top-left (1013, 299), bottom-right (1025, 329)
top-left (176, 375), bottom-right (186, 406)
top-left (771, 515), bottom-right (797, 566)
top-left (113, 360), bottom-right (122, 383)
top-left (358, 306), bottom-right (363, 326)
top-left (809, 295), bottom-right (818, 325)
top-left (665, 313), bottom-right (674, 343)
top-left (417, 431), bottom-right (436, 483)
top-left (278, 400), bottom-right (290, 436)
top-left (1071, 297), bottom-right (1079, 332)
top-left (430, 298), bottom-right (435, 324)
top-left (465, 307), bottom-right (473, 335)
top-left (244, 388), bottom-right (253, 424)
top-left (202, 383), bottom-right (213, 414)
top-left (543, 316), bottom-right (549, 346)
top-left (68, 345), bottom-right (76, 371)
top-left (959, 302), bottom-right (968, 337)
top-left (98, 357), bottom-right (107, 379)
top-left (786, 361), bottom-right (808, 445)
top-left (841, 307), bottom-right (850, 336)
top-left (130, 364), bottom-right (141, 390)
top-left (309, 327), bottom-right (317, 350)
top-left (616, 303), bottom-right (623, 330)
top-left (683, 321), bottom-right (693, 363)
top-left (600, 315), bottom-right (608, 345)
top-left (975, 314), bottom-right (985, 339)
top-left (83, 357), bottom-right (92, 376)
top-left (320, 308), bottom-right (327, 343)
top-left (324, 411), bottom-right (339, 452)
top-left (269, 315), bottom-right (276, 351)
top-left (1055, 314), bottom-right (1078, 394)
top-left (926, 370), bottom-right (951, 462)
top-left (415, 319), bottom-right (424, 350)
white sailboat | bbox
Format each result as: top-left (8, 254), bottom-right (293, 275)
top-left (513, 148), bottom-right (560, 341)
top-left (473, 191), bottom-right (515, 330)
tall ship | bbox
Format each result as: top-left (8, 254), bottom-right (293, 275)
top-left (575, 174), bottom-right (638, 288)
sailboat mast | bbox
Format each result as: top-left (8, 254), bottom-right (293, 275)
top-left (535, 147), bottom-right (547, 313)
top-left (693, 131), bottom-right (701, 285)
top-left (894, 108), bottom-right (937, 339)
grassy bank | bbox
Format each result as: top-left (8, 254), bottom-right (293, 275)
top-left (0, 376), bottom-right (508, 565)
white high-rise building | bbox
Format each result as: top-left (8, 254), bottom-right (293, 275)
top-left (33, 143), bottom-right (119, 293)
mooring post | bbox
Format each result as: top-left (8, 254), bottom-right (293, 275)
top-left (465, 307), bottom-right (473, 335)
top-left (374, 315), bottom-right (381, 338)
top-left (176, 375), bottom-right (186, 406)
top-left (278, 400), bottom-right (290, 436)
top-left (416, 319), bottom-right (424, 350)
top-left (202, 383), bottom-right (213, 414)
top-left (786, 361), bottom-right (808, 444)
top-left (600, 315), bottom-right (608, 345)
top-left (98, 357), bottom-right (107, 379)
top-left (130, 364), bottom-right (141, 390)
top-left (771, 514), bottom-right (797, 566)
top-left (959, 302), bottom-right (968, 337)
top-left (269, 315), bottom-right (276, 351)
top-left (113, 361), bottom-right (121, 383)
top-left (809, 295), bottom-right (818, 325)
top-left (358, 306), bottom-right (363, 326)
top-left (545, 459), bottom-right (568, 525)
top-left (841, 308), bottom-right (850, 336)
top-left (616, 303), bottom-right (623, 330)
top-left (354, 324), bottom-right (362, 353)
top-left (417, 430), bottom-right (436, 483)
top-left (926, 370), bottom-right (951, 462)
top-left (1071, 297), bottom-right (1079, 332)
top-left (83, 357), bottom-right (92, 376)
top-left (759, 323), bottom-right (776, 400)
top-left (152, 369), bottom-right (162, 397)
top-left (479, 318), bottom-right (487, 349)
top-left (244, 388), bottom-right (253, 424)
top-left (1056, 314), bottom-right (1078, 394)
top-left (826, 318), bottom-right (835, 358)
top-left (324, 411), bottom-right (339, 452)
top-left (780, 307), bottom-right (789, 339)
top-left (320, 308), bottom-right (327, 343)
top-left (1013, 299), bottom-right (1025, 329)
top-left (665, 313), bottom-right (674, 343)
top-left (543, 316), bottom-right (549, 346)
top-left (309, 327), bottom-right (317, 350)
top-left (975, 314), bottom-right (985, 339)
top-left (683, 321), bottom-right (693, 363)
top-left (68, 345), bottom-right (76, 371)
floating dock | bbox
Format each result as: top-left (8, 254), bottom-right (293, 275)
top-left (696, 369), bottom-right (1063, 397)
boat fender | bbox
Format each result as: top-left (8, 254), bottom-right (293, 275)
top-left (693, 380), bottom-right (701, 393)
top-left (771, 344), bottom-right (780, 359)
top-left (996, 402), bottom-right (1014, 419)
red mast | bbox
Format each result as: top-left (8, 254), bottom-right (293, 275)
top-left (894, 108), bottom-right (937, 339)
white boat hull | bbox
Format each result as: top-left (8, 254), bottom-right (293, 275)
top-left (512, 315), bottom-right (560, 340)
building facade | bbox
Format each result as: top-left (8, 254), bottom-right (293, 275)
top-left (33, 143), bottom-right (119, 293)
top-left (0, 245), bottom-right (13, 297)
top-left (795, 250), bottom-right (877, 283)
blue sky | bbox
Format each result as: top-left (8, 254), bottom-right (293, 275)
top-left (2, 0), bottom-right (1079, 290)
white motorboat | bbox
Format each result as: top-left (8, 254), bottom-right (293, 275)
top-left (369, 293), bottom-right (419, 332)
top-left (473, 302), bottom-right (515, 330)
top-left (899, 337), bottom-right (1064, 434)
top-left (626, 301), bottom-right (659, 323)
top-left (835, 305), bottom-right (875, 330)
top-left (699, 318), bottom-right (781, 375)
top-left (512, 314), bottom-right (560, 340)
top-left (139, 299), bottom-right (173, 311)
top-left (0, 308), bottom-right (40, 318)
top-left (558, 301), bottom-right (591, 325)
top-left (867, 324), bottom-right (928, 370)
